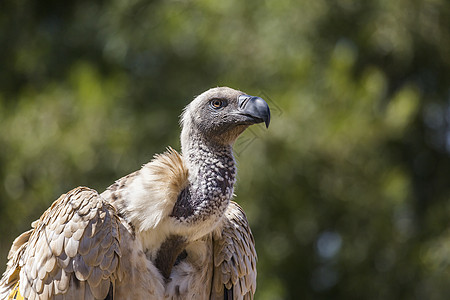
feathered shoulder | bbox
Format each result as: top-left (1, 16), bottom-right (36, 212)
top-left (145, 147), bottom-right (189, 201)
top-left (103, 147), bottom-right (189, 232)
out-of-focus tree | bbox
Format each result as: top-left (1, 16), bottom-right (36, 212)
top-left (1, 0), bottom-right (449, 299)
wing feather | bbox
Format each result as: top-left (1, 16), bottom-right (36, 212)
top-left (0, 187), bottom-right (123, 299)
top-left (212, 201), bottom-right (257, 300)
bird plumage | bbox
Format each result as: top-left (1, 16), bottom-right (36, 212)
top-left (0, 87), bottom-right (269, 299)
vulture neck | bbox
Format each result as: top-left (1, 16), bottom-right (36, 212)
top-left (153, 135), bottom-right (237, 281)
top-left (176, 132), bottom-right (236, 232)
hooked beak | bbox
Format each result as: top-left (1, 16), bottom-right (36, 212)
top-left (237, 95), bottom-right (271, 128)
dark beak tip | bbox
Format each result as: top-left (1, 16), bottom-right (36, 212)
top-left (264, 108), bottom-right (271, 128)
top-left (258, 98), bottom-right (271, 129)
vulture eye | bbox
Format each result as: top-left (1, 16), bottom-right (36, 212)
top-left (210, 99), bottom-right (226, 109)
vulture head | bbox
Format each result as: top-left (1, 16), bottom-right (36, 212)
top-left (180, 87), bottom-right (271, 150)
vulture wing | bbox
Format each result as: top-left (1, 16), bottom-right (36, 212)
top-left (211, 201), bottom-right (257, 300)
top-left (0, 187), bottom-right (123, 300)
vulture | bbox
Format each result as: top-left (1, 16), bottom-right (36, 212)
top-left (0, 87), bottom-right (270, 300)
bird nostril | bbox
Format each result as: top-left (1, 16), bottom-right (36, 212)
top-left (238, 95), bottom-right (252, 110)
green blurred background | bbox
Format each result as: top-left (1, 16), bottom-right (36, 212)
top-left (1, 0), bottom-right (450, 299)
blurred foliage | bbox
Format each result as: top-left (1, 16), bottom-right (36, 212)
top-left (1, 0), bottom-right (450, 299)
